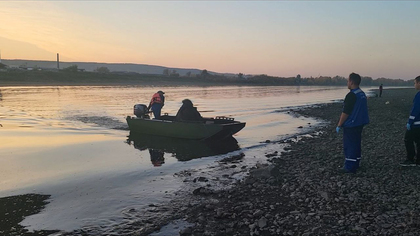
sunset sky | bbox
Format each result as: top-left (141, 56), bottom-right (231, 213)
top-left (1, 1), bottom-right (419, 79)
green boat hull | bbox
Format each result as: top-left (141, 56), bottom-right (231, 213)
top-left (126, 115), bottom-right (245, 140)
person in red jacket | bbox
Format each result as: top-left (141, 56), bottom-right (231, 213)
top-left (147, 91), bottom-right (165, 119)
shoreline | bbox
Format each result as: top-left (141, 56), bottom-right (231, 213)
top-left (170, 88), bottom-right (420, 236)
top-left (2, 88), bottom-right (419, 235)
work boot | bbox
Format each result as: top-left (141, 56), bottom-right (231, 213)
top-left (338, 168), bottom-right (355, 174)
top-left (400, 159), bottom-right (416, 167)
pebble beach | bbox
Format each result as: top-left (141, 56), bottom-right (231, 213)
top-left (175, 88), bottom-right (420, 236)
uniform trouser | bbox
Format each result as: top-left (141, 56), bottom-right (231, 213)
top-left (343, 126), bottom-right (363, 173)
top-left (404, 128), bottom-right (420, 163)
top-left (151, 103), bottom-right (162, 119)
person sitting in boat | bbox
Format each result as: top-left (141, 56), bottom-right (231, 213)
top-left (147, 91), bottom-right (165, 119)
top-left (175, 99), bottom-right (203, 122)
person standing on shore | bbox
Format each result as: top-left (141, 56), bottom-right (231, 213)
top-left (147, 91), bottom-right (165, 119)
top-left (336, 73), bottom-right (370, 173)
top-left (379, 84), bottom-right (383, 97)
top-left (400, 76), bottom-right (420, 167)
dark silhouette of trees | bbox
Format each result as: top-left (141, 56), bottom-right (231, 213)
top-left (95, 67), bottom-right (110, 73)
top-left (163, 68), bottom-right (169, 76)
top-left (170, 69), bottom-right (179, 77)
top-left (201, 69), bottom-right (209, 78)
top-left (62, 65), bottom-right (78, 72)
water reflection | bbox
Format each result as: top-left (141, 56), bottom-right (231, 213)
top-left (126, 132), bottom-right (240, 165)
top-left (149, 149), bottom-right (165, 166)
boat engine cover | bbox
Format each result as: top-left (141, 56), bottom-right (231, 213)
top-left (134, 104), bottom-right (148, 118)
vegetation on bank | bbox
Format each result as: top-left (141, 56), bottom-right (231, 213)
top-left (0, 65), bottom-right (412, 87)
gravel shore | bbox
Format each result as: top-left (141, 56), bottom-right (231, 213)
top-left (176, 88), bottom-right (420, 236)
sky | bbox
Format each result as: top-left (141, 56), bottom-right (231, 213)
top-left (0, 1), bottom-right (419, 80)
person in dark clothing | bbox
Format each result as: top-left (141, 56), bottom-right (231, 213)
top-left (147, 91), bottom-right (165, 119)
top-left (336, 73), bottom-right (370, 173)
top-left (401, 76), bottom-right (420, 166)
top-left (379, 84), bottom-right (383, 97)
top-left (175, 99), bottom-right (203, 122)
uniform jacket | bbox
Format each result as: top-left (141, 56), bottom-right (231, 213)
top-left (408, 91), bottom-right (420, 128)
top-left (343, 88), bottom-right (370, 128)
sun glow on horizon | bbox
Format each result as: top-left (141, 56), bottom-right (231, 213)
top-left (1, 1), bottom-right (420, 79)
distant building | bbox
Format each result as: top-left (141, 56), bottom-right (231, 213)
top-left (38, 67), bottom-right (59, 72)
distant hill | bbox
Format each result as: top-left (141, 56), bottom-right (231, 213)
top-left (1, 59), bottom-right (237, 77)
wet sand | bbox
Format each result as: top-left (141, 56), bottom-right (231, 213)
top-left (3, 88), bottom-right (420, 235)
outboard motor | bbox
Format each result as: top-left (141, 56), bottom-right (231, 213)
top-left (134, 104), bottom-right (150, 119)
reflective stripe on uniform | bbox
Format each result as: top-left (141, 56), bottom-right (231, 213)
top-left (345, 158), bottom-right (357, 162)
top-left (409, 116), bottom-right (415, 119)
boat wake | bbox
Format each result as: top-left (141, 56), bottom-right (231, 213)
top-left (68, 115), bottom-right (129, 130)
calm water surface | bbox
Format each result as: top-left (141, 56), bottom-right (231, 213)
top-left (0, 85), bottom-right (373, 232)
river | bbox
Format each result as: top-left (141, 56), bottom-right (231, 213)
top-left (0, 85), bottom-right (375, 233)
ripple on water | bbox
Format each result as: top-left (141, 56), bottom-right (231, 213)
top-left (0, 85), bottom-right (371, 234)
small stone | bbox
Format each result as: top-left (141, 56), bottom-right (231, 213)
top-left (258, 217), bottom-right (267, 228)
top-left (254, 209), bottom-right (264, 217)
top-left (382, 223), bottom-right (392, 229)
top-left (180, 227), bottom-right (193, 236)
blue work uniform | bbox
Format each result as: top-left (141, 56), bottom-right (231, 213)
top-left (342, 88), bottom-right (370, 173)
top-left (404, 91), bottom-right (420, 163)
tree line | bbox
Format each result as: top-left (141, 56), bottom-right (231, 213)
top-left (59, 66), bottom-right (415, 86)
top-left (189, 71), bottom-right (412, 86)
top-left (1, 62), bottom-right (412, 87)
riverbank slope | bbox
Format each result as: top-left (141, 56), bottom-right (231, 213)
top-left (179, 88), bottom-right (420, 236)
